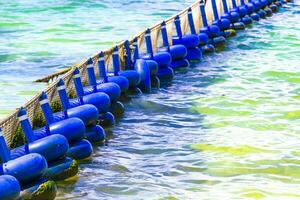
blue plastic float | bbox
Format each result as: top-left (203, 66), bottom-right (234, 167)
top-left (186, 8), bottom-right (215, 53)
top-left (244, 0), bottom-right (261, 20)
top-left (141, 29), bottom-right (173, 81)
top-left (229, 0), bottom-right (254, 25)
top-left (131, 39), bottom-right (161, 88)
top-left (77, 60), bottom-right (125, 117)
top-left (172, 15), bottom-right (202, 62)
top-left (123, 40), bottom-right (152, 92)
top-left (0, 175), bottom-right (20, 200)
top-left (207, 0), bottom-right (232, 33)
top-left (8, 108), bottom-right (79, 181)
top-left (48, 92), bottom-right (105, 143)
top-left (220, 0), bottom-right (246, 29)
top-left (86, 54), bottom-right (122, 100)
top-left (37, 93), bottom-right (93, 160)
top-left (251, 0), bottom-right (268, 18)
top-left (48, 85), bottom-right (106, 143)
top-left (198, 1), bottom-right (227, 48)
top-left (12, 109), bottom-right (68, 162)
top-left (57, 79), bottom-right (115, 127)
top-left (0, 128), bottom-right (47, 184)
top-left (17, 97), bottom-right (92, 161)
top-left (92, 52), bottom-right (130, 94)
top-left (111, 46), bottom-right (143, 94)
top-left (157, 21), bottom-right (189, 69)
top-left (0, 128), bottom-right (56, 199)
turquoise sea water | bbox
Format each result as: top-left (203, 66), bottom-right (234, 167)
top-left (2, 1), bottom-right (300, 200)
top-left (0, 0), bottom-right (194, 119)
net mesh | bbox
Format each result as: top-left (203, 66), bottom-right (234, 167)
top-left (0, 0), bottom-right (245, 147)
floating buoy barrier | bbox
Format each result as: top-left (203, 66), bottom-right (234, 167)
top-left (232, 0), bottom-right (254, 25)
top-left (112, 46), bottom-right (142, 94)
top-left (158, 21), bottom-right (190, 69)
top-left (173, 15), bottom-right (203, 62)
top-left (0, 128), bottom-right (57, 199)
top-left (14, 107), bottom-right (79, 180)
top-left (141, 29), bottom-right (174, 81)
top-left (186, 8), bottom-right (215, 53)
top-left (57, 78), bottom-right (115, 127)
top-left (89, 59), bottom-right (123, 106)
top-left (124, 41), bottom-right (152, 93)
top-left (0, 0), bottom-right (290, 198)
top-left (76, 61), bottom-right (125, 117)
top-left (31, 94), bottom-right (93, 160)
top-left (132, 39), bottom-right (161, 88)
top-left (199, 1), bottom-right (228, 48)
top-left (0, 175), bottom-right (20, 200)
top-left (54, 82), bottom-right (106, 143)
top-left (0, 128), bottom-right (46, 183)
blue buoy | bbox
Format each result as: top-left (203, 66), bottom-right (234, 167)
top-left (112, 46), bottom-right (142, 94)
top-left (187, 8), bottom-right (215, 53)
top-left (0, 175), bottom-right (21, 200)
top-left (158, 21), bottom-right (190, 68)
top-left (233, 0), bottom-right (254, 25)
top-left (14, 108), bottom-right (75, 172)
top-left (0, 131), bottom-right (48, 184)
top-left (100, 53), bottom-right (130, 94)
top-left (220, 0), bottom-right (246, 29)
top-left (141, 29), bottom-right (173, 81)
top-left (124, 40), bottom-right (152, 93)
top-left (14, 97), bottom-right (91, 161)
top-left (76, 60), bottom-right (125, 117)
top-left (57, 79), bottom-right (115, 127)
top-left (89, 53), bottom-right (122, 101)
top-left (132, 39), bottom-right (160, 88)
top-left (210, 0), bottom-right (231, 31)
top-left (198, 1), bottom-right (227, 47)
top-left (172, 15), bottom-right (202, 62)
top-left (53, 82), bottom-right (106, 143)
top-left (37, 93), bottom-right (93, 160)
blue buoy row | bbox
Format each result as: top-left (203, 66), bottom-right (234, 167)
top-left (0, 0), bottom-right (287, 199)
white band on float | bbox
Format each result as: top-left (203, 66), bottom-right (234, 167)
top-left (18, 115), bottom-right (28, 121)
top-left (39, 99), bottom-right (49, 105)
top-left (74, 74), bottom-right (81, 78)
top-left (113, 51), bottom-right (119, 55)
top-left (87, 64), bottom-right (94, 68)
top-left (57, 85), bottom-right (66, 91)
top-left (99, 57), bottom-right (105, 61)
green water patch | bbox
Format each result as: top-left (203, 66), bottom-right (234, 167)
top-left (283, 110), bottom-right (300, 119)
top-left (190, 144), bottom-right (278, 156)
top-left (240, 189), bottom-right (266, 199)
top-left (240, 188), bottom-right (300, 199)
top-left (0, 22), bottom-right (31, 27)
top-left (201, 159), bottom-right (300, 179)
top-left (0, 53), bottom-right (20, 62)
top-left (206, 120), bottom-right (287, 131)
top-left (46, 38), bottom-right (90, 43)
top-left (263, 70), bottom-right (300, 83)
top-left (191, 106), bottom-right (252, 117)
